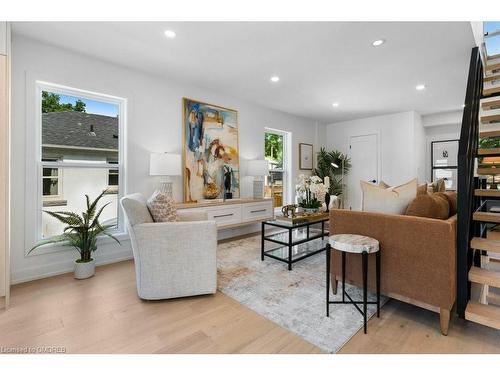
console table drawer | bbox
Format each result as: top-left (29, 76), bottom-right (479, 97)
top-left (242, 201), bottom-right (273, 222)
top-left (206, 205), bottom-right (242, 226)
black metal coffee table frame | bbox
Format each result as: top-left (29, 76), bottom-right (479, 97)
top-left (261, 218), bottom-right (329, 271)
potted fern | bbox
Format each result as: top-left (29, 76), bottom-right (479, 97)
top-left (30, 190), bottom-right (120, 279)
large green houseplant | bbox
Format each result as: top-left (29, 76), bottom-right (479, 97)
top-left (30, 190), bottom-right (120, 279)
top-left (314, 147), bottom-right (351, 197)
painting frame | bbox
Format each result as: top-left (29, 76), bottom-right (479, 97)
top-left (299, 143), bottom-right (314, 170)
top-left (182, 97), bottom-right (240, 203)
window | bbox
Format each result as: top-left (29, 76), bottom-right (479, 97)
top-left (42, 158), bottom-right (61, 198)
top-left (264, 129), bottom-right (291, 208)
top-left (36, 82), bottom-right (126, 240)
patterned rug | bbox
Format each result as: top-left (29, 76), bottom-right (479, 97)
top-left (217, 235), bottom-right (388, 353)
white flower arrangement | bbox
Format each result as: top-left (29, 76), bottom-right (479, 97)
top-left (295, 174), bottom-right (328, 209)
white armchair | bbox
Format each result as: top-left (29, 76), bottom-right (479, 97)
top-left (120, 193), bottom-right (217, 300)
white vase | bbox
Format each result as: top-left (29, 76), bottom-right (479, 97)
top-left (74, 259), bottom-right (95, 279)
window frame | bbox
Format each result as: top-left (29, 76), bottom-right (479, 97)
top-left (25, 80), bottom-right (127, 254)
top-left (264, 128), bottom-right (292, 209)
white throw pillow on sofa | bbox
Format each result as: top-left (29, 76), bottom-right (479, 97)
top-left (361, 178), bottom-right (417, 214)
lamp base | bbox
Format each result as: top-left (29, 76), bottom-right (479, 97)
top-left (253, 180), bottom-right (264, 199)
top-left (154, 180), bottom-right (173, 198)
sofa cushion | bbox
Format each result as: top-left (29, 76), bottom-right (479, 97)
top-left (361, 178), bottom-right (417, 214)
top-left (417, 183), bottom-right (428, 196)
top-left (378, 180), bottom-right (391, 189)
top-left (405, 193), bottom-right (450, 220)
top-left (147, 192), bottom-right (179, 222)
top-left (428, 178), bottom-right (446, 193)
top-left (121, 193), bottom-right (154, 226)
top-left (440, 191), bottom-right (457, 216)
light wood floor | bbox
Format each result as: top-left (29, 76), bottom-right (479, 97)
top-left (1, 260), bottom-right (499, 354)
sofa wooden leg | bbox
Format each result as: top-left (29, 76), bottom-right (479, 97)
top-left (330, 273), bottom-right (338, 294)
top-left (440, 308), bottom-right (450, 336)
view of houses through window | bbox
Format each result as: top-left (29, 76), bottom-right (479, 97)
top-left (40, 87), bottom-right (122, 238)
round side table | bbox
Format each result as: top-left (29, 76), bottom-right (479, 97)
top-left (326, 234), bottom-right (381, 334)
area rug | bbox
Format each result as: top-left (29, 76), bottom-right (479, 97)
top-left (217, 235), bottom-right (388, 353)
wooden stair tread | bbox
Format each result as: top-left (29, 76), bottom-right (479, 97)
top-left (480, 114), bottom-right (500, 123)
top-left (478, 148), bottom-right (500, 155)
top-left (469, 266), bottom-right (500, 288)
top-left (473, 211), bottom-right (500, 223)
top-left (481, 99), bottom-right (500, 110)
top-left (480, 130), bottom-right (500, 138)
top-left (486, 62), bottom-right (500, 72)
top-left (475, 189), bottom-right (500, 197)
top-left (484, 87), bottom-right (500, 96)
top-left (465, 301), bottom-right (500, 330)
top-left (477, 168), bottom-right (500, 175)
top-left (471, 237), bottom-right (500, 253)
top-left (484, 74), bottom-right (500, 82)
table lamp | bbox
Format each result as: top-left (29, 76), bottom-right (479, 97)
top-left (247, 160), bottom-right (269, 199)
top-left (149, 152), bottom-right (181, 198)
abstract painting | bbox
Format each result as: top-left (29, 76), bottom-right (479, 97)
top-left (183, 98), bottom-right (240, 202)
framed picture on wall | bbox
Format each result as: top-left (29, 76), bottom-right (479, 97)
top-left (431, 140), bottom-right (459, 191)
top-left (299, 143), bottom-right (313, 170)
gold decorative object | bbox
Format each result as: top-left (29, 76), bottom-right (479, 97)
top-left (203, 182), bottom-right (220, 199)
top-left (281, 204), bottom-right (298, 218)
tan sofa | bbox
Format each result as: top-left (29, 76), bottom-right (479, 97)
top-left (329, 209), bottom-right (457, 335)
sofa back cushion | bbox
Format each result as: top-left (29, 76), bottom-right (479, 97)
top-left (405, 192), bottom-right (450, 220)
top-left (361, 178), bottom-right (417, 215)
top-left (440, 191), bottom-right (457, 216)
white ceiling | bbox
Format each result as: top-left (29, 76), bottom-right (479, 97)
top-left (12, 22), bottom-right (476, 123)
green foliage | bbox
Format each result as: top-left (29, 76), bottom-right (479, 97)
top-left (479, 137), bottom-right (500, 149)
top-left (42, 91), bottom-right (87, 113)
top-left (299, 197), bottom-right (322, 209)
top-left (314, 148), bottom-right (351, 196)
top-left (29, 190), bottom-right (120, 262)
top-left (265, 133), bottom-right (283, 167)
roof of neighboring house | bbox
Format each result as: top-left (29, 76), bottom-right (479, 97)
top-left (42, 111), bottom-right (118, 150)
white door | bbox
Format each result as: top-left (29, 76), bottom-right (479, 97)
top-left (348, 134), bottom-right (379, 211)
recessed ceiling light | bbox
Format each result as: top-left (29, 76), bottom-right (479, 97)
top-left (332, 102), bottom-right (339, 108)
top-left (270, 76), bottom-right (280, 83)
top-left (164, 30), bottom-right (176, 39)
top-left (372, 39), bottom-right (385, 47)
top-left (415, 84), bottom-right (426, 91)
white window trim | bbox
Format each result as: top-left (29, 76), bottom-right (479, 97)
top-left (264, 127), bottom-right (292, 208)
top-left (24, 80), bottom-right (127, 257)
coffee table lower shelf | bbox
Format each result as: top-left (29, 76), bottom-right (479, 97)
top-left (262, 237), bottom-right (328, 270)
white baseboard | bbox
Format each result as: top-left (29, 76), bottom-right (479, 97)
top-left (11, 248), bottom-right (133, 285)
top-left (11, 224), bottom-right (259, 285)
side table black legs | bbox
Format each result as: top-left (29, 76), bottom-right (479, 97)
top-left (326, 235), bottom-right (381, 334)
top-left (362, 251), bottom-right (368, 334)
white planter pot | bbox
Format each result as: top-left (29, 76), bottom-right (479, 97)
top-left (74, 259), bottom-right (95, 280)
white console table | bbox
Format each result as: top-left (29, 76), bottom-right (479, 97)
top-left (176, 198), bottom-right (274, 229)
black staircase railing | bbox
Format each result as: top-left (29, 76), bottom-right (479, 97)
top-left (457, 47), bottom-right (483, 318)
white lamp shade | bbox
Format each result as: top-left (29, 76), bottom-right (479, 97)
top-left (247, 160), bottom-right (269, 176)
top-left (149, 153), bottom-right (182, 176)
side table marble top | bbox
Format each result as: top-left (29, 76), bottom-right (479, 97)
top-left (328, 234), bottom-right (379, 254)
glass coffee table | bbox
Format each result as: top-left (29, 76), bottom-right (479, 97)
top-left (261, 214), bottom-right (329, 270)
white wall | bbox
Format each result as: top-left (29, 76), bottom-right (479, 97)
top-left (11, 34), bottom-right (325, 283)
top-left (326, 111), bottom-right (426, 209)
